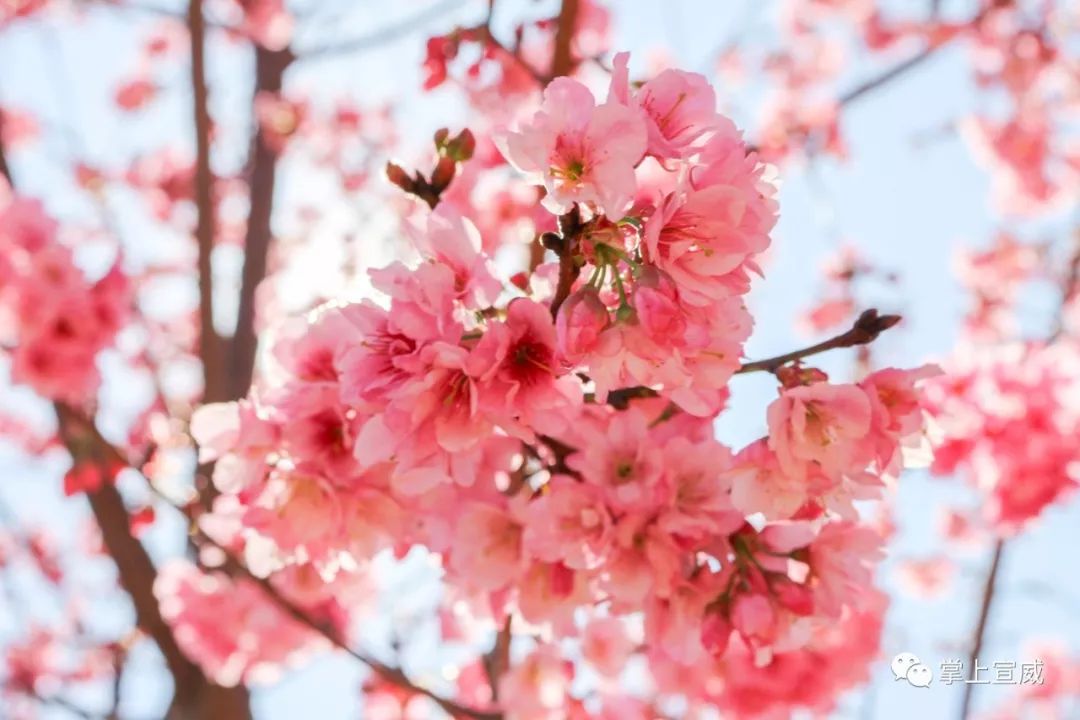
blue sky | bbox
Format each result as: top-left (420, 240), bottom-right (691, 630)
top-left (0, 0), bottom-right (1076, 718)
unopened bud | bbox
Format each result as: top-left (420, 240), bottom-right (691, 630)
top-left (430, 156), bottom-right (456, 191)
top-left (385, 161), bottom-right (413, 192)
top-left (449, 128), bottom-right (475, 162)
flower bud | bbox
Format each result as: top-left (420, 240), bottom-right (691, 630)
top-left (385, 161), bottom-right (413, 192)
top-left (430, 156), bottom-right (457, 191)
top-left (556, 287), bottom-right (610, 364)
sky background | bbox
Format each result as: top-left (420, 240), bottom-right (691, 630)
top-left (0, 0), bottom-right (1077, 718)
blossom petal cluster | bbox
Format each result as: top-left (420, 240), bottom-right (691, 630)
top-left (0, 194), bottom-right (130, 403)
top-left (179, 57), bottom-right (938, 718)
top-left (924, 342), bottom-right (1080, 532)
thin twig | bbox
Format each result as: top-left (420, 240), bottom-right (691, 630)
top-left (481, 0), bottom-right (546, 85)
top-left (735, 309), bottom-right (901, 374)
top-left (837, 5), bottom-right (992, 108)
top-left (959, 539), bottom-right (1004, 719)
top-left (188, 528), bottom-right (501, 720)
top-left (0, 111), bottom-right (11, 185)
top-left (838, 46), bottom-right (942, 107)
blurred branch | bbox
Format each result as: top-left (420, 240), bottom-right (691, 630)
top-left (483, 617), bottom-right (513, 700)
top-left (30, 691), bottom-right (102, 720)
top-left (107, 642), bottom-right (127, 720)
top-left (0, 130), bottom-right (202, 715)
top-left (189, 0), bottom-right (227, 403)
top-left (297, 0), bottom-right (466, 59)
top-left (53, 403), bottom-right (253, 718)
top-left (55, 409), bottom-right (501, 719)
top-left (201, 536), bottom-right (502, 720)
top-left (960, 539), bottom-right (1004, 720)
top-left (549, 0), bottom-right (580, 78)
top-left (228, 46), bottom-right (293, 400)
top-left (837, 46), bottom-right (943, 106)
top-left (53, 403), bottom-right (202, 697)
top-left (735, 309), bottom-right (901, 375)
top-left (0, 112), bottom-right (11, 185)
top-left (480, 0), bottom-right (546, 85)
top-left (837, 6), bottom-right (991, 108)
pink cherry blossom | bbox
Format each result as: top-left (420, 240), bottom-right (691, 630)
top-left (608, 52), bottom-right (721, 159)
top-left (499, 77), bottom-right (647, 218)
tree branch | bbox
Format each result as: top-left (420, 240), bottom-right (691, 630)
top-left (148, 503), bottom-right (502, 719)
top-left (0, 110), bottom-right (11, 186)
top-left (735, 309), bottom-right (901, 375)
top-left (959, 539), bottom-right (1004, 720)
top-left (228, 46), bottom-right (293, 400)
top-left (547, 208), bottom-right (583, 319)
top-left (837, 46), bottom-right (942, 107)
top-left (837, 5), bottom-right (992, 108)
top-left (549, 0), bottom-right (580, 79)
top-left (55, 406), bottom-right (500, 720)
top-left (54, 403), bottom-right (202, 694)
top-left (189, 0), bottom-right (226, 403)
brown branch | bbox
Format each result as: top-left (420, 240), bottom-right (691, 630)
top-left (549, 0), bottom-right (580, 79)
top-left (479, 0), bottom-right (546, 86)
top-left (735, 309), bottom-right (901, 375)
top-left (959, 539), bottom-right (1005, 719)
top-left (57, 411), bottom-right (499, 720)
top-left (0, 111), bottom-right (11, 185)
top-left (1, 128), bottom-right (202, 716)
top-left (54, 404), bottom-right (252, 719)
top-left (483, 617), bottom-right (512, 701)
top-left (547, 208), bottom-right (583, 319)
top-left (229, 46), bottom-right (293, 400)
top-left (183, 523), bottom-right (501, 720)
top-left (189, 0), bottom-right (226, 403)
top-left (54, 403), bottom-right (201, 694)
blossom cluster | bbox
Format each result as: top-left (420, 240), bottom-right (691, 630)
top-left (0, 193), bottom-right (130, 404)
top-left (924, 342), bottom-right (1080, 532)
top-left (154, 560), bottom-right (330, 687)
top-left (169, 58), bottom-right (938, 717)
